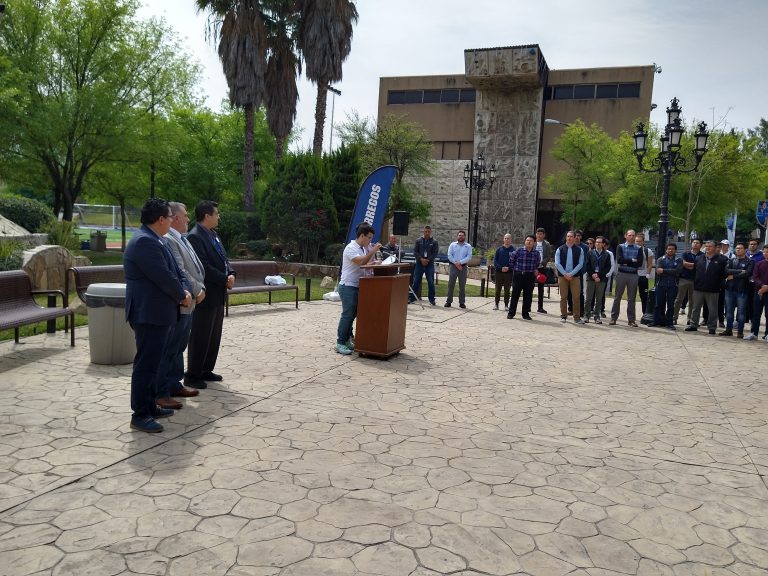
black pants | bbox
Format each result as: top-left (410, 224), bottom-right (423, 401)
top-left (188, 302), bottom-right (225, 378)
top-left (654, 284), bottom-right (678, 327)
top-left (131, 323), bottom-right (172, 420)
top-left (537, 268), bottom-right (549, 310)
top-left (638, 276), bottom-right (649, 314)
top-left (509, 272), bottom-right (535, 317)
top-left (495, 270), bottom-right (513, 306)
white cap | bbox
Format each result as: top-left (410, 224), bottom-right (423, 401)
top-left (720, 239), bottom-right (730, 245)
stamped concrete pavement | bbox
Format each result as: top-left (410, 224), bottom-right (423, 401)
top-left (0, 295), bottom-right (767, 575)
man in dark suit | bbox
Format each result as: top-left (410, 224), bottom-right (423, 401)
top-left (186, 200), bottom-right (235, 389)
top-left (124, 198), bottom-right (192, 433)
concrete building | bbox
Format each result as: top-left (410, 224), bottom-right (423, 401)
top-left (378, 44), bottom-right (654, 250)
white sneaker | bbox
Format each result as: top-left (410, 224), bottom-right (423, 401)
top-left (560, 316), bottom-right (567, 323)
top-left (493, 304), bottom-right (499, 310)
top-left (335, 343), bottom-right (353, 355)
top-left (743, 333), bottom-right (757, 341)
top-left (763, 335), bottom-right (768, 342)
top-left (576, 318), bottom-right (586, 325)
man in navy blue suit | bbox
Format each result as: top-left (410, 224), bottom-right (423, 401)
top-left (124, 198), bottom-right (192, 433)
top-left (185, 200), bottom-right (235, 389)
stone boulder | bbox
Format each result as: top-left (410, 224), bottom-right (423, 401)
top-left (320, 276), bottom-right (336, 289)
top-left (22, 245), bottom-right (77, 291)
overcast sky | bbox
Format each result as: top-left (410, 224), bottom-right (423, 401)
top-left (139, 0), bottom-right (768, 152)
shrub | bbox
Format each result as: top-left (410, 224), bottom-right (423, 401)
top-left (0, 194), bottom-right (55, 233)
top-left (0, 240), bottom-right (24, 271)
top-left (216, 211), bottom-right (261, 253)
top-left (246, 239), bottom-right (272, 259)
top-left (323, 243), bottom-right (345, 265)
top-left (44, 220), bottom-right (80, 251)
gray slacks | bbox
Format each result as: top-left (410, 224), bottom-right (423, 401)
top-left (446, 264), bottom-right (468, 305)
top-left (689, 290), bottom-right (719, 331)
top-left (610, 271), bottom-right (639, 321)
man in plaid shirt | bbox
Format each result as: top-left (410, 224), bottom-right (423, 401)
top-left (507, 235), bottom-right (541, 320)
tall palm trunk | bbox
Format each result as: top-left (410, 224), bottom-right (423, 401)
top-left (243, 103), bottom-right (255, 211)
top-left (313, 83), bottom-right (328, 156)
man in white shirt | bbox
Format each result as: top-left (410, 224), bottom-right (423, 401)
top-left (444, 230), bottom-right (472, 309)
top-left (636, 234), bottom-right (654, 316)
top-left (335, 223), bottom-right (381, 355)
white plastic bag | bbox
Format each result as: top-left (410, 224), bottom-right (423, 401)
top-left (264, 275), bottom-right (286, 286)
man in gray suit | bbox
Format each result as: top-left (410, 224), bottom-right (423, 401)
top-left (156, 202), bottom-right (207, 408)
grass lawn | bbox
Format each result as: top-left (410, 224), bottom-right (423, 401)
top-left (1, 277), bottom-right (486, 343)
top-left (79, 250), bottom-right (125, 265)
top-left (75, 227), bottom-right (134, 244)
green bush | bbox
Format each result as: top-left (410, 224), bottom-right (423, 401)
top-left (246, 239), bottom-right (272, 259)
top-left (216, 211), bottom-right (261, 253)
top-left (44, 220), bottom-right (80, 251)
top-left (0, 194), bottom-right (55, 233)
top-left (0, 240), bottom-right (24, 271)
top-left (323, 243), bottom-right (345, 265)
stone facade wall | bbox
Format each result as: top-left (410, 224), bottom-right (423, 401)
top-left (398, 161), bottom-right (471, 254)
top-left (474, 88), bottom-right (543, 250)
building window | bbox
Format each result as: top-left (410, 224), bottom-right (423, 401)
top-left (553, 85), bottom-right (574, 100)
top-left (618, 83), bottom-right (640, 98)
top-left (573, 84), bottom-right (595, 99)
top-left (404, 90), bottom-right (423, 104)
top-left (441, 89), bottom-right (460, 103)
top-left (387, 91), bottom-right (406, 105)
top-left (595, 84), bottom-right (618, 99)
top-left (387, 88), bottom-right (476, 105)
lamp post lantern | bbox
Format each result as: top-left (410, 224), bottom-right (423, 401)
top-left (464, 153), bottom-right (496, 247)
top-left (633, 97), bottom-right (709, 246)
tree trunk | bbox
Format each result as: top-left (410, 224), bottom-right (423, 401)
top-left (275, 135), bottom-right (285, 160)
top-left (243, 103), bottom-right (255, 211)
top-left (312, 83), bottom-right (328, 157)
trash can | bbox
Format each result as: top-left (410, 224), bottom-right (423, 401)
top-left (85, 283), bottom-right (135, 365)
top-left (90, 230), bottom-right (107, 252)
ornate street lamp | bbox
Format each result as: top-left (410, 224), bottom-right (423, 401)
top-left (633, 97), bottom-right (709, 246)
top-left (464, 153), bottom-right (496, 247)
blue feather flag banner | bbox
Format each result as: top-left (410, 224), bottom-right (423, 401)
top-left (345, 165), bottom-right (397, 244)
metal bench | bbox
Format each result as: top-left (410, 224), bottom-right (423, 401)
top-left (0, 270), bottom-right (75, 346)
top-left (65, 265), bottom-right (125, 332)
top-left (226, 260), bottom-right (298, 316)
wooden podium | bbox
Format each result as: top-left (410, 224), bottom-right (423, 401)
top-left (355, 263), bottom-right (412, 358)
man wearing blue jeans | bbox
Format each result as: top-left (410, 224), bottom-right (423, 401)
top-left (336, 223), bottom-right (381, 355)
top-left (720, 242), bottom-right (753, 338)
top-left (410, 225), bottom-right (439, 305)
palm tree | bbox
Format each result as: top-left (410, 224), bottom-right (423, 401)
top-left (296, 0), bottom-right (358, 157)
top-left (197, 0), bottom-right (266, 211)
top-left (264, 4), bottom-right (301, 159)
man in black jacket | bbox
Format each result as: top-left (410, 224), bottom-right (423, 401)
top-left (584, 236), bottom-right (612, 324)
top-left (685, 240), bottom-right (729, 334)
top-left (186, 200), bottom-right (236, 388)
top-left (720, 242), bottom-right (754, 337)
top-left (651, 243), bottom-right (683, 329)
top-left (409, 226), bottom-right (439, 305)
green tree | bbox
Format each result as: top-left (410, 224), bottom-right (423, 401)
top-left (197, 0), bottom-right (267, 211)
top-left (0, 0), bottom-right (196, 221)
top-left (296, 0), bottom-right (358, 157)
top-left (261, 153), bottom-right (338, 262)
top-left (326, 143), bottom-right (361, 241)
top-left (264, 0), bottom-right (301, 159)
top-left (748, 118), bottom-right (768, 156)
top-left (337, 112), bottom-right (433, 224)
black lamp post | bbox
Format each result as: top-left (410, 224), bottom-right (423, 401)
top-left (633, 97), bottom-right (709, 246)
top-left (464, 154), bottom-right (496, 247)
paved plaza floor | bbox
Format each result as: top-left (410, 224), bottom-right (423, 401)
top-left (1, 295), bottom-right (767, 575)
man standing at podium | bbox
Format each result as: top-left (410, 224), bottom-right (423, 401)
top-left (336, 223), bottom-right (381, 355)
